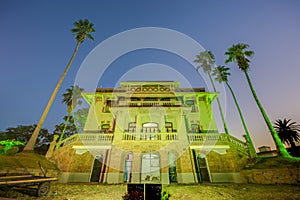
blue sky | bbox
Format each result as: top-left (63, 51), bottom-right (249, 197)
top-left (1, 0), bottom-right (299, 150)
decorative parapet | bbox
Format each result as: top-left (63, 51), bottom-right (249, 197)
top-left (188, 133), bottom-right (248, 155)
top-left (55, 133), bottom-right (247, 156)
top-left (117, 100), bottom-right (183, 107)
top-left (55, 133), bottom-right (114, 150)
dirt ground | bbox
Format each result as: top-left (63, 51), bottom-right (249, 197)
top-left (0, 183), bottom-right (299, 200)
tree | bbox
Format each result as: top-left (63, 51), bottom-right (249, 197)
top-left (225, 43), bottom-right (290, 157)
top-left (212, 66), bottom-right (256, 157)
top-left (58, 86), bottom-right (83, 143)
top-left (194, 51), bottom-right (229, 134)
top-left (73, 107), bottom-right (89, 133)
top-left (274, 119), bottom-right (300, 157)
top-left (0, 125), bottom-right (52, 154)
top-left (23, 19), bottom-right (95, 152)
top-left (54, 116), bottom-right (77, 139)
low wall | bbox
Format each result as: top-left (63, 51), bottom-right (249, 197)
top-left (0, 167), bottom-right (60, 178)
top-left (241, 168), bottom-right (300, 184)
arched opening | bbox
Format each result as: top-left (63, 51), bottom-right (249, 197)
top-left (168, 152), bottom-right (177, 183)
top-left (141, 153), bottom-right (160, 182)
top-left (124, 152), bottom-right (133, 183)
top-left (141, 123), bottom-right (159, 140)
top-left (142, 122), bottom-right (159, 133)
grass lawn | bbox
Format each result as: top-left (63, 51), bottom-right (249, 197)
top-left (0, 183), bottom-right (299, 200)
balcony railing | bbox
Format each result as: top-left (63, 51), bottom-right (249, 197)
top-left (56, 133), bottom-right (247, 155)
top-left (122, 133), bottom-right (178, 141)
top-left (56, 133), bottom-right (114, 149)
top-left (188, 133), bottom-right (248, 154)
top-left (116, 100), bottom-right (182, 107)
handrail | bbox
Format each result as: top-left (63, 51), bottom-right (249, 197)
top-left (56, 134), bottom-right (79, 147)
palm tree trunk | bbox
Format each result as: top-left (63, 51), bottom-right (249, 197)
top-left (23, 42), bottom-right (80, 152)
top-left (244, 71), bottom-right (290, 157)
top-left (225, 82), bottom-right (257, 158)
top-left (208, 73), bottom-right (229, 134)
top-left (57, 114), bottom-right (71, 144)
top-left (289, 141), bottom-right (299, 157)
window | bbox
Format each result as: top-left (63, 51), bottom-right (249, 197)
top-left (165, 122), bottom-right (174, 133)
top-left (124, 153), bottom-right (133, 183)
top-left (101, 124), bottom-right (111, 133)
top-left (168, 152), bottom-right (177, 183)
top-left (141, 153), bottom-right (160, 182)
top-left (191, 124), bottom-right (200, 133)
top-left (142, 123), bottom-right (159, 133)
top-left (128, 122), bottom-right (136, 133)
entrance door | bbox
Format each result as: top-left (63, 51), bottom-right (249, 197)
top-left (197, 155), bottom-right (210, 182)
top-left (141, 153), bottom-right (160, 182)
top-left (193, 151), bottom-right (211, 182)
top-left (90, 155), bottom-right (103, 182)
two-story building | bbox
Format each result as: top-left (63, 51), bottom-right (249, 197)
top-left (48, 81), bottom-right (250, 184)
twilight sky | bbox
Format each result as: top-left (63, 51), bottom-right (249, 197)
top-left (1, 0), bottom-right (299, 150)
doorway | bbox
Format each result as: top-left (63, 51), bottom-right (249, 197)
top-left (193, 151), bottom-right (211, 182)
top-left (141, 153), bottom-right (160, 182)
top-left (90, 155), bottom-right (104, 182)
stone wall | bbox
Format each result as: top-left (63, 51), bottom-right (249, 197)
top-left (241, 168), bottom-right (300, 184)
top-left (207, 148), bottom-right (249, 173)
top-left (50, 144), bottom-right (76, 172)
top-left (50, 141), bottom-right (95, 173)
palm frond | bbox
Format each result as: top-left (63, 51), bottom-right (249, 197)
top-left (212, 66), bottom-right (231, 83)
top-left (62, 86), bottom-right (84, 114)
top-left (194, 51), bottom-right (215, 74)
top-left (71, 19), bottom-right (95, 43)
top-left (224, 43), bottom-right (253, 72)
top-left (274, 118), bottom-right (300, 146)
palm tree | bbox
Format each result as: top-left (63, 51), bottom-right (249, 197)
top-left (23, 19), bottom-right (95, 152)
top-left (57, 86), bottom-right (83, 143)
top-left (225, 43), bottom-right (290, 157)
top-left (73, 107), bottom-right (89, 133)
top-left (212, 66), bottom-right (257, 157)
top-left (274, 119), bottom-right (300, 157)
top-left (194, 51), bottom-right (229, 134)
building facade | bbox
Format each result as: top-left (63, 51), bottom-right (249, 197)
top-left (49, 81), bottom-right (250, 184)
